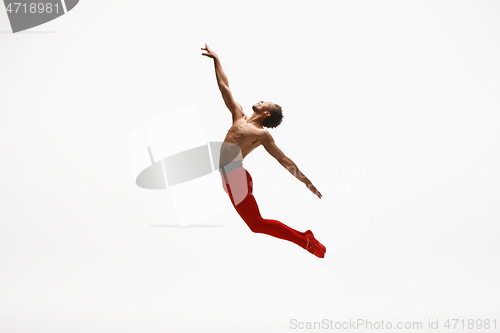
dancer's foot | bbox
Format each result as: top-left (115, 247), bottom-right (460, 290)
top-left (304, 230), bottom-right (326, 254)
top-left (305, 234), bottom-right (325, 258)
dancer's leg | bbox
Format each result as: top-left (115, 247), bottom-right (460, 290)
top-left (236, 192), bottom-right (308, 249)
top-left (222, 167), bottom-right (313, 251)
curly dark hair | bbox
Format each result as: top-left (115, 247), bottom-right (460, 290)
top-left (262, 103), bottom-right (283, 129)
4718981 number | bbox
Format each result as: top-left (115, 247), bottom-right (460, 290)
top-left (6, 2), bottom-right (60, 14)
top-left (444, 319), bottom-right (497, 330)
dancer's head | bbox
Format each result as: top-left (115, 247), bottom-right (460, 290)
top-left (252, 101), bottom-right (283, 128)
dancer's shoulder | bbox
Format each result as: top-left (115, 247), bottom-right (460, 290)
top-left (259, 128), bottom-right (274, 142)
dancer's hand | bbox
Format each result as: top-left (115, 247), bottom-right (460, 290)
top-left (307, 183), bottom-right (322, 199)
top-left (201, 43), bottom-right (218, 59)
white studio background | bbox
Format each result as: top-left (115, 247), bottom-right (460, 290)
top-left (1, 1), bottom-right (499, 332)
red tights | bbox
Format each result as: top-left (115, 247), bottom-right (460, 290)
top-left (221, 166), bottom-right (308, 250)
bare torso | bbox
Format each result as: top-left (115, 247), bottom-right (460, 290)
top-left (219, 114), bottom-right (265, 166)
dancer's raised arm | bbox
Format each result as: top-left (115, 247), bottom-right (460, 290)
top-left (202, 44), bottom-right (245, 123)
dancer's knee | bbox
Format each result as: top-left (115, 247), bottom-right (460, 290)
top-left (246, 220), bottom-right (267, 234)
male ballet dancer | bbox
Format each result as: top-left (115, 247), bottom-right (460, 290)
top-left (202, 44), bottom-right (326, 258)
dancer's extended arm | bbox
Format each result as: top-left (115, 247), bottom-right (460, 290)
top-left (201, 44), bottom-right (245, 123)
top-left (262, 131), bottom-right (322, 199)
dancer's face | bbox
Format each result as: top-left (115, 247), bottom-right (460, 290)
top-left (252, 100), bottom-right (274, 113)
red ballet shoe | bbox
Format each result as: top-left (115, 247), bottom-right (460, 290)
top-left (305, 230), bottom-right (326, 254)
top-left (306, 234), bottom-right (325, 258)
